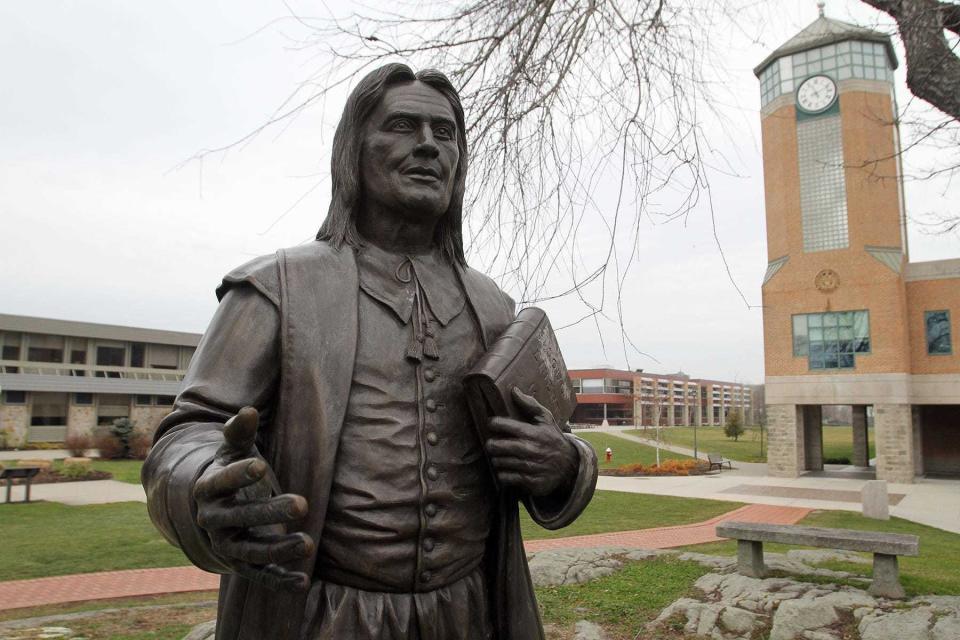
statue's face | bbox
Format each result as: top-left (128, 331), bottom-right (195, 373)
top-left (360, 81), bottom-right (460, 224)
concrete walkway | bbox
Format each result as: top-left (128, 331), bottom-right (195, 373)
top-left (588, 429), bottom-right (960, 534)
top-left (3, 479), bottom-right (145, 505)
top-left (0, 503), bottom-right (808, 612)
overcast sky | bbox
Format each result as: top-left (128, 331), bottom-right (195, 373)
top-left (1, 1), bottom-right (957, 384)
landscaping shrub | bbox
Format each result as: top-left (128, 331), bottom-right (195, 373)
top-left (724, 409), bottom-right (745, 441)
top-left (65, 432), bottom-right (92, 457)
top-left (823, 456), bottom-right (851, 465)
top-left (61, 459), bottom-right (93, 479)
top-left (130, 429), bottom-right (154, 460)
top-left (95, 429), bottom-right (125, 459)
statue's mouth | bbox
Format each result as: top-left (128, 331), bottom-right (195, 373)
top-left (403, 166), bottom-right (441, 181)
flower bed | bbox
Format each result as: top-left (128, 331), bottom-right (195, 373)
top-left (599, 459), bottom-right (711, 477)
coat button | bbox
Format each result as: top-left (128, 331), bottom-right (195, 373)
top-left (422, 538), bottom-right (435, 552)
top-left (426, 431), bottom-right (439, 445)
top-left (426, 466), bottom-right (439, 481)
top-left (424, 503), bottom-right (438, 517)
top-left (424, 369), bottom-right (436, 382)
top-left (421, 571), bottom-right (432, 582)
top-left (425, 399), bottom-right (437, 412)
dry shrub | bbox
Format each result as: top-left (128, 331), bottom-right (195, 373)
top-left (64, 432), bottom-right (92, 457)
top-left (130, 429), bottom-right (154, 460)
top-left (94, 430), bottom-right (125, 459)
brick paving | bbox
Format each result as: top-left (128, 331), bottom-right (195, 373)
top-left (0, 503), bottom-right (809, 612)
top-left (524, 503), bottom-right (811, 552)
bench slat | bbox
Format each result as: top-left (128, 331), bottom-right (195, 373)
top-left (716, 521), bottom-right (919, 556)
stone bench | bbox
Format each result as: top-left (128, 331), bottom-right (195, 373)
top-left (716, 521), bottom-right (919, 599)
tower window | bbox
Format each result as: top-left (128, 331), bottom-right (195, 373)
top-left (792, 311), bottom-right (869, 369)
top-left (925, 310), bottom-right (952, 355)
top-left (798, 115), bottom-right (849, 252)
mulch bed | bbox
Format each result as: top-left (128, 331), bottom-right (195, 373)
top-left (4, 469), bottom-right (113, 484)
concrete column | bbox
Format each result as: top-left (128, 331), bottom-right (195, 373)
top-left (852, 405), bottom-right (870, 467)
top-left (667, 398), bottom-right (675, 426)
top-left (0, 404), bottom-right (29, 447)
top-left (67, 404), bottom-right (97, 437)
top-left (682, 403), bottom-right (689, 427)
top-left (766, 403), bottom-right (803, 478)
top-left (911, 406), bottom-right (924, 477)
top-left (874, 404), bottom-right (915, 484)
top-left (802, 405), bottom-right (823, 471)
top-left (694, 403), bottom-right (702, 427)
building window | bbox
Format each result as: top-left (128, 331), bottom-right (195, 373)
top-left (31, 392), bottom-right (68, 426)
top-left (3, 390), bottom-right (26, 404)
top-left (580, 378), bottom-right (604, 393)
top-left (135, 395), bottom-right (153, 406)
top-left (96, 345), bottom-right (126, 366)
top-left (131, 343), bottom-right (146, 368)
top-left (156, 395), bottom-right (175, 406)
top-left (149, 344), bottom-right (180, 370)
top-left (925, 310), bottom-right (952, 355)
top-left (97, 394), bottom-right (130, 426)
top-left (27, 334), bottom-right (65, 363)
top-left (2, 332), bottom-right (21, 361)
top-left (74, 393), bottom-right (94, 405)
top-left (793, 310), bottom-right (870, 369)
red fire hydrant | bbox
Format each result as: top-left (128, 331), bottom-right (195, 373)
top-left (605, 447), bottom-right (613, 463)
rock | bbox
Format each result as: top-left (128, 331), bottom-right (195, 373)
top-left (573, 620), bottom-right (607, 640)
top-left (526, 546), bottom-right (668, 587)
top-left (932, 614), bottom-right (960, 640)
top-left (858, 607), bottom-right (933, 640)
top-left (720, 606), bottom-right (760, 635)
top-left (770, 597), bottom-right (840, 640)
top-left (182, 620), bottom-right (216, 640)
top-left (677, 552), bottom-right (737, 571)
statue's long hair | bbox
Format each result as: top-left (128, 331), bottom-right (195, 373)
top-left (316, 64), bottom-right (468, 266)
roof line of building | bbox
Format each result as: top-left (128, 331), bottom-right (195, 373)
top-left (0, 313), bottom-right (202, 347)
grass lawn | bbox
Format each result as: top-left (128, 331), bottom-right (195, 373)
top-left (537, 556), bottom-right (710, 639)
top-left (682, 510), bottom-right (960, 596)
top-left (575, 432), bottom-right (691, 470)
top-left (630, 426), bottom-right (767, 462)
top-left (522, 490), bottom-right (741, 541)
top-left (3, 458), bottom-right (145, 484)
top-left (0, 502), bottom-right (190, 581)
top-left (821, 425), bottom-right (876, 463)
top-left (631, 425), bottom-right (876, 465)
top-left (0, 492), bottom-right (742, 580)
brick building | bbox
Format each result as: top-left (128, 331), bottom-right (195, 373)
top-left (756, 12), bottom-right (960, 481)
top-left (0, 314), bottom-right (199, 445)
top-left (568, 368), bottom-right (757, 428)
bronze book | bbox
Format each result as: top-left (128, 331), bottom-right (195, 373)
top-left (464, 307), bottom-right (577, 469)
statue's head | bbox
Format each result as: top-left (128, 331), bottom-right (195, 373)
top-left (317, 64), bottom-right (467, 265)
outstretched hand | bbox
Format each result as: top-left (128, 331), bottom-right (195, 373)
top-left (485, 388), bottom-right (579, 497)
top-left (193, 407), bottom-right (314, 592)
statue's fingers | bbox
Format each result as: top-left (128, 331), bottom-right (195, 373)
top-left (235, 562), bottom-right (311, 593)
top-left (510, 388), bottom-right (555, 424)
top-left (488, 455), bottom-right (537, 475)
top-left (221, 406), bottom-right (260, 457)
top-left (197, 494), bottom-right (308, 530)
top-left (495, 470), bottom-right (526, 489)
top-left (485, 437), bottom-right (536, 459)
top-left (194, 459), bottom-right (267, 501)
top-left (218, 531), bottom-right (315, 566)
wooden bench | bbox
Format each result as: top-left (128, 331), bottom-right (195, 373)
top-left (1, 466), bottom-right (42, 504)
top-left (716, 521), bottom-right (919, 599)
top-left (707, 453), bottom-right (732, 471)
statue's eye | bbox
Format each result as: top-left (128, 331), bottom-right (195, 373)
top-left (434, 124), bottom-right (454, 140)
top-left (390, 118), bottom-right (414, 132)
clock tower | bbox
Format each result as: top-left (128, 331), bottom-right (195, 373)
top-left (756, 9), bottom-right (920, 482)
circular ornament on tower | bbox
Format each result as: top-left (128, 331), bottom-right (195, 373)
top-left (814, 268), bottom-right (839, 293)
top-left (796, 74), bottom-right (838, 114)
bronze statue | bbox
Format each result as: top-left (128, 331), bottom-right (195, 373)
top-left (142, 64), bottom-right (597, 640)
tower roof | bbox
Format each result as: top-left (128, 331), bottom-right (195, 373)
top-left (754, 14), bottom-right (898, 77)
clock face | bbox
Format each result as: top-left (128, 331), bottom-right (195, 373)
top-left (815, 269), bottom-right (839, 293)
top-left (796, 74), bottom-right (837, 114)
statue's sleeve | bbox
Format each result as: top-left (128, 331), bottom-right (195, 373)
top-left (523, 431), bottom-right (598, 530)
top-left (493, 286), bottom-right (599, 530)
top-left (141, 281), bottom-right (280, 573)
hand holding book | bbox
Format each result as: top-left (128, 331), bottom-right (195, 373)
top-left (483, 387), bottom-right (579, 497)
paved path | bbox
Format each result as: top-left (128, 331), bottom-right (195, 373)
top-left (525, 503), bottom-right (809, 551)
top-left (0, 504), bottom-right (808, 612)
